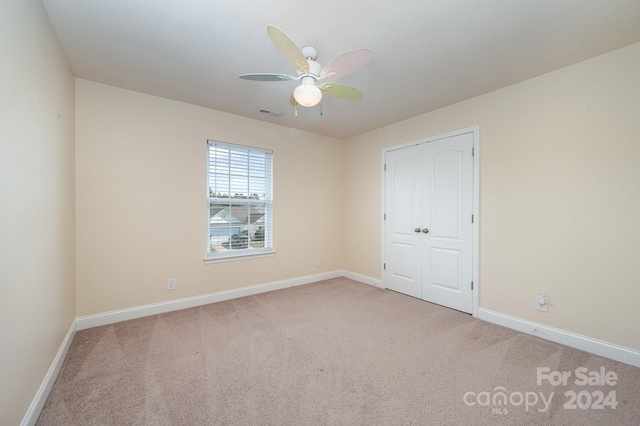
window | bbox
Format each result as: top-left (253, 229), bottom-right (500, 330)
top-left (207, 141), bottom-right (273, 261)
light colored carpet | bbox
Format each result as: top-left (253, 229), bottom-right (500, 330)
top-left (37, 278), bottom-right (640, 425)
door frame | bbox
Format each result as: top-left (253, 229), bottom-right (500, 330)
top-left (381, 126), bottom-right (480, 317)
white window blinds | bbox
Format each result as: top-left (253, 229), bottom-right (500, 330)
top-left (207, 141), bottom-right (272, 259)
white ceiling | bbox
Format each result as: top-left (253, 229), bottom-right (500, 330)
top-left (42, 0), bottom-right (640, 140)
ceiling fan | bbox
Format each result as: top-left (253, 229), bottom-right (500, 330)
top-left (240, 26), bottom-right (373, 110)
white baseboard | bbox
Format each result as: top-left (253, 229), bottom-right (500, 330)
top-left (478, 308), bottom-right (640, 368)
top-left (76, 270), bottom-right (342, 330)
top-left (341, 270), bottom-right (381, 287)
top-left (21, 319), bottom-right (77, 426)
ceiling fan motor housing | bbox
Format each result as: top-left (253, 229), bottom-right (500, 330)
top-left (301, 45), bottom-right (318, 61)
top-left (297, 59), bottom-right (322, 79)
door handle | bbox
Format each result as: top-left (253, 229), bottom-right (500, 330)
top-left (421, 228), bottom-right (429, 233)
top-left (414, 228), bottom-right (421, 233)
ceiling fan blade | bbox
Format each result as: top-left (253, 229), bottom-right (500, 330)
top-left (267, 26), bottom-right (309, 73)
top-left (239, 73), bottom-right (296, 81)
top-left (318, 83), bottom-right (363, 100)
top-left (320, 48), bottom-right (373, 79)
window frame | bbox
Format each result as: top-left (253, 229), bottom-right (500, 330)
top-left (205, 140), bottom-right (274, 263)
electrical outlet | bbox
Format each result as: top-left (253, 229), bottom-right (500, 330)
top-left (315, 258), bottom-right (321, 267)
top-left (167, 278), bottom-right (176, 291)
top-left (536, 293), bottom-right (549, 312)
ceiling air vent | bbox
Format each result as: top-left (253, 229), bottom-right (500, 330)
top-left (258, 109), bottom-right (283, 117)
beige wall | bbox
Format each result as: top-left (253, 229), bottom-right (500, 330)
top-left (344, 43), bottom-right (640, 351)
top-left (75, 79), bottom-right (344, 316)
top-left (0, 0), bottom-right (76, 424)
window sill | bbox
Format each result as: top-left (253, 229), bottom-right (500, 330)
top-left (203, 250), bottom-right (276, 264)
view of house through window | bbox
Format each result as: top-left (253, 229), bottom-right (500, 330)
top-left (207, 141), bottom-right (272, 259)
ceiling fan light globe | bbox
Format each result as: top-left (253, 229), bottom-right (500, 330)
top-left (293, 84), bottom-right (322, 107)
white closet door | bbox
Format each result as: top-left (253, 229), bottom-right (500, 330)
top-left (384, 132), bottom-right (474, 313)
top-left (421, 133), bottom-right (474, 313)
top-left (383, 145), bottom-right (423, 298)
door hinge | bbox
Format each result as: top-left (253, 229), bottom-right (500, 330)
top-left (383, 263), bottom-right (386, 270)
top-left (471, 281), bottom-right (474, 290)
top-left (384, 213), bottom-right (386, 220)
top-left (471, 214), bottom-right (474, 223)
top-left (472, 147), bottom-right (475, 156)
top-left (384, 164), bottom-right (387, 171)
